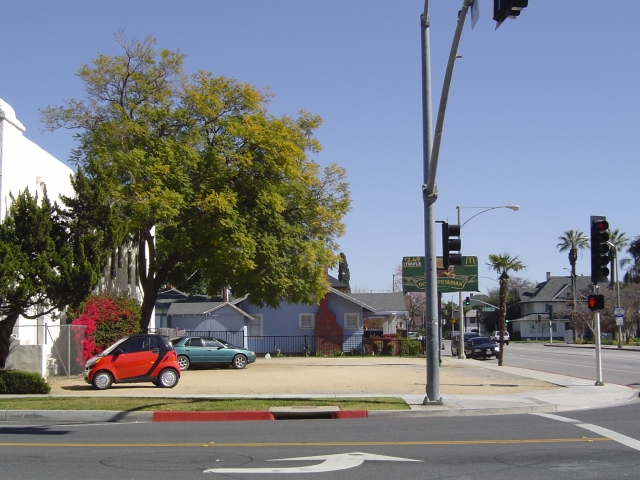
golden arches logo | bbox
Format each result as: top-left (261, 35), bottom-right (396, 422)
top-left (464, 256), bottom-right (477, 266)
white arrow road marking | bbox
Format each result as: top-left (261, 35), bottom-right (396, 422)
top-left (204, 451), bottom-right (422, 474)
top-left (535, 413), bottom-right (640, 452)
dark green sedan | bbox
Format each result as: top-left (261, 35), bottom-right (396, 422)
top-left (170, 337), bottom-right (257, 371)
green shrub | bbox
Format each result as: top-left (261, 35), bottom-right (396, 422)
top-left (0, 370), bottom-right (51, 394)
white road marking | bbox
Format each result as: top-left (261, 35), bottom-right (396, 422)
top-left (203, 452), bottom-right (422, 474)
top-left (534, 413), bottom-right (640, 452)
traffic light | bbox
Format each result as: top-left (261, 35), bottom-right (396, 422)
top-left (590, 216), bottom-right (610, 284)
top-left (587, 294), bottom-right (605, 311)
top-left (442, 222), bottom-right (462, 269)
top-left (493, 0), bottom-right (528, 28)
top-left (464, 297), bottom-right (470, 306)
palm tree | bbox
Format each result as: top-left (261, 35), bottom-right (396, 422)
top-left (621, 236), bottom-right (640, 283)
top-left (487, 253), bottom-right (526, 366)
top-left (608, 229), bottom-right (630, 286)
top-left (557, 230), bottom-right (589, 280)
top-left (556, 230), bottom-right (589, 325)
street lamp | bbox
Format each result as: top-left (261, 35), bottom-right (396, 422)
top-left (455, 205), bottom-right (520, 359)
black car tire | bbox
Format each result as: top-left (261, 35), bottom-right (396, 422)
top-left (232, 354), bottom-right (247, 369)
top-left (92, 370), bottom-right (113, 390)
top-left (157, 368), bottom-right (179, 388)
top-left (177, 355), bottom-right (190, 371)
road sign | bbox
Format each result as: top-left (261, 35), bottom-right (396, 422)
top-left (482, 307), bottom-right (495, 312)
top-left (614, 307), bottom-right (624, 326)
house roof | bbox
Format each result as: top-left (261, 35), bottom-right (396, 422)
top-left (167, 301), bottom-right (254, 319)
top-left (517, 276), bottom-right (608, 305)
top-left (156, 287), bottom-right (244, 308)
top-left (346, 292), bottom-right (407, 315)
top-left (328, 274), bottom-right (349, 290)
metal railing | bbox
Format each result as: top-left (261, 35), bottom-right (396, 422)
top-left (176, 330), bottom-right (425, 357)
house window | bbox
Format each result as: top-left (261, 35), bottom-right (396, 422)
top-left (299, 313), bottom-right (315, 329)
top-left (530, 323), bottom-right (537, 332)
top-left (344, 313), bottom-right (359, 330)
top-left (249, 315), bottom-right (262, 337)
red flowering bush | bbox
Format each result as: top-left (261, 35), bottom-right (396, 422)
top-left (71, 294), bottom-right (142, 362)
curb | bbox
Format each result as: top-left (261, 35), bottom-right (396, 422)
top-left (1, 409), bottom-right (369, 423)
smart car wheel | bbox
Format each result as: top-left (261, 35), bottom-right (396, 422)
top-left (157, 368), bottom-right (179, 388)
top-left (92, 370), bottom-right (113, 390)
top-left (232, 354), bottom-right (247, 369)
top-left (177, 355), bottom-right (190, 371)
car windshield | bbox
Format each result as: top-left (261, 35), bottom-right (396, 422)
top-left (470, 337), bottom-right (491, 345)
top-left (100, 336), bottom-right (129, 356)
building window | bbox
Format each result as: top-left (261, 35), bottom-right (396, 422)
top-left (249, 315), bottom-right (262, 337)
top-left (299, 313), bottom-right (315, 330)
top-left (344, 313), bottom-right (359, 330)
top-left (530, 323), bottom-right (537, 333)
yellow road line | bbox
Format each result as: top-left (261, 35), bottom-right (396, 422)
top-left (0, 438), bottom-right (611, 448)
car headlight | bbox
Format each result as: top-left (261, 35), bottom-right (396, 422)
top-left (473, 349), bottom-right (481, 353)
top-left (85, 357), bottom-right (100, 368)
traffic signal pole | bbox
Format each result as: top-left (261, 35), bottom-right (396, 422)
top-left (421, 0), bottom-right (471, 405)
top-left (593, 286), bottom-right (604, 386)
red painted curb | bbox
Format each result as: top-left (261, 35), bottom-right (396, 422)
top-left (153, 411), bottom-right (275, 422)
top-left (334, 410), bottom-right (368, 419)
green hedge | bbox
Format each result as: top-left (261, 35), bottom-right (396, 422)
top-left (0, 370), bottom-right (51, 394)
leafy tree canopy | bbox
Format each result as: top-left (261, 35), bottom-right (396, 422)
top-left (42, 34), bottom-right (351, 330)
top-left (0, 189), bottom-right (103, 368)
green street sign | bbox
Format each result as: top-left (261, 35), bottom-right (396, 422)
top-left (482, 307), bottom-right (495, 312)
top-left (402, 256), bottom-right (479, 293)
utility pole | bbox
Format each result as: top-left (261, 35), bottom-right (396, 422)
top-left (421, 0), bottom-right (471, 406)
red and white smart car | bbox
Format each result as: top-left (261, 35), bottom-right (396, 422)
top-left (84, 334), bottom-right (181, 390)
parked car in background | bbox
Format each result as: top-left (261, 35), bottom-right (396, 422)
top-left (171, 337), bottom-right (257, 371)
top-left (450, 332), bottom-right (480, 356)
top-left (84, 334), bottom-right (181, 390)
top-left (490, 330), bottom-right (510, 345)
top-left (464, 336), bottom-right (500, 359)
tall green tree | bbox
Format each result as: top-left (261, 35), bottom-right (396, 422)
top-left (42, 35), bottom-right (351, 331)
top-left (487, 253), bottom-right (526, 366)
top-left (621, 236), bottom-right (640, 284)
top-left (0, 190), bottom-right (102, 368)
top-left (608, 229), bottom-right (629, 286)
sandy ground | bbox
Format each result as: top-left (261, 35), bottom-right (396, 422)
top-left (46, 356), bottom-right (558, 397)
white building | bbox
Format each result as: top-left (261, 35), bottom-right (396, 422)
top-left (1, 98), bottom-right (147, 377)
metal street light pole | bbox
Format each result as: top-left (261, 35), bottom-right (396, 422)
top-left (421, 0), bottom-right (471, 406)
top-left (455, 205), bottom-right (520, 359)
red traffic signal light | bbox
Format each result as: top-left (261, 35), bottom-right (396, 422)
top-left (590, 216), bottom-right (610, 284)
top-left (587, 294), bottom-right (605, 311)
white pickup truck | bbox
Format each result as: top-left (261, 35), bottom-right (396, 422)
top-left (490, 331), bottom-right (510, 345)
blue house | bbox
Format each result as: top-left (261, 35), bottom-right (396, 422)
top-left (155, 276), bottom-right (408, 355)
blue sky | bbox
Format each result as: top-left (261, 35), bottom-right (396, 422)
top-left (2, 1), bottom-right (638, 296)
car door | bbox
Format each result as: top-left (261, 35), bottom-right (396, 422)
top-left (183, 338), bottom-right (207, 365)
top-left (111, 336), bottom-right (159, 380)
top-left (205, 339), bottom-right (234, 364)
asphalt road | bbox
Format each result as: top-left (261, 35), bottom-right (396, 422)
top-left (3, 402), bottom-right (640, 479)
top-left (502, 343), bottom-right (640, 388)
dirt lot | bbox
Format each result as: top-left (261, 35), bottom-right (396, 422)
top-left (47, 356), bottom-right (558, 397)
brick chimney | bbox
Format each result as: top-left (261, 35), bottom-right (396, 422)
top-left (315, 295), bottom-right (343, 355)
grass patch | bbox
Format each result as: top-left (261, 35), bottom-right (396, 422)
top-left (0, 396), bottom-right (408, 412)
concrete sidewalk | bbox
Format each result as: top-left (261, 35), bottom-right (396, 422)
top-left (1, 355), bottom-right (638, 422)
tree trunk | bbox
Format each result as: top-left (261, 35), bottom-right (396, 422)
top-left (0, 312), bottom-right (21, 369)
top-left (497, 272), bottom-right (509, 366)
